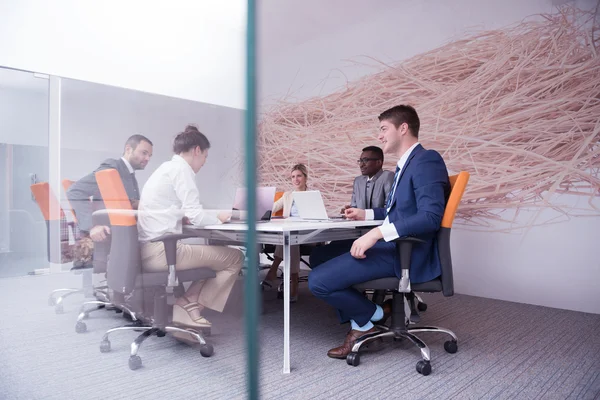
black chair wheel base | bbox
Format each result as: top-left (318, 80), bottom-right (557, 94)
top-left (55, 304), bottom-right (64, 314)
top-left (100, 340), bottom-right (111, 353)
top-left (129, 355), bottom-right (142, 370)
top-left (444, 340), bottom-right (458, 354)
top-left (200, 344), bottom-right (214, 357)
top-left (417, 302), bottom-right (427, 312)
top-left (75, 321), bottom-right (87, 334)
top-left (416, 360), bottom-right (432, 376)
top-left (346, 352), bottom-right (360, 367)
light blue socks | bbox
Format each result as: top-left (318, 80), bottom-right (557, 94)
top-left (371, 304), bottom-right (384, 322)
top-left (350, 304), bottom-right (384, 331)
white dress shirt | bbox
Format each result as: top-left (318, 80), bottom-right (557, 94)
top-left (365, 142), bottom-right (420, 241)
top-left (121, 157), bottom-right (134, 173)
top-left (137, 155), bottom-right (221, 241)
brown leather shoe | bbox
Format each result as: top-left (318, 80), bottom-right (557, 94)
top-left (327, 327), bottom-right (380, 359)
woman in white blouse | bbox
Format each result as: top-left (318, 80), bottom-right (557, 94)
top-left (261, 163), bottom-right (308, 302)
top-left (138, 125), bottom-right (244, 334)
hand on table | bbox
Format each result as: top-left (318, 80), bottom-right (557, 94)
top-left (344, 208), bottom-right (366, 221)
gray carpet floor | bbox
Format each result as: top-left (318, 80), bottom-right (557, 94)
top-left (0, 272), bottom-right (598, 400)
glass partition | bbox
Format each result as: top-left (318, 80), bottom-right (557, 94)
top-left (0, 68), bottom-right (49, 277)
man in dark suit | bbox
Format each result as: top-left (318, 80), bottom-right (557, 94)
top-left (308, 105), bottom-right (450, 359)
top-left (67, 134), bottom-right (153, 242)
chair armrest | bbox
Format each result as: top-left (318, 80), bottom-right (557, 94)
top-left (392, 236), bottom-right (425, 292)
top-left (150, 232), bottom-right (197, 289)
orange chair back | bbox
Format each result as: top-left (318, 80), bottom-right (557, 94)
top-left (61, 179), bottom-right (78, 222)
top-left (441, 172), bottom-right (470, 229)
top-left (61, 179), bottom-right (75, 191)
top-left (30, 182), bottom-right (64, 221)
top-left (272, 191), bottom-right (284, 217)
top-left (95, 169), bottom-right (136, 227)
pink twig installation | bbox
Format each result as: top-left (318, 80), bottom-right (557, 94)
top-left (256, 6), bottom-right (600, 229)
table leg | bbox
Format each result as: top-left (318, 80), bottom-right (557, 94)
top-left (283, 232), bottom-right (291, 374)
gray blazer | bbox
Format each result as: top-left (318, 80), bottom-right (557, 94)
top-left (350, 169), bottom-right (395, 209)
top-left (67, 158), bottom-right (139, 233)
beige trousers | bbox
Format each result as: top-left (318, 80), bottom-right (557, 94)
top-left (141, 242), bottom-right (244, 313)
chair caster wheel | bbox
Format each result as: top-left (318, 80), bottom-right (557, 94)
top-left (444, 340), bottom-right (458, 354)
top-left (55, 304), bottom-right (64, 314)
top-left (417, 302), bottom-right (427, 312)
top-left (100, 340), bottom-right (111, 353)
top-left (129, 355), bottom-right (142, 370)
top-left (200, 344), bottom-right (214, 357)
top-left (416, 360), bottom-right (431, 376)
top-left (75, 321), bottom-right (87, 333)
top-left (346, 352), bottom-right (360, 367)
top-left (48, 297), bottom-right (56, 306)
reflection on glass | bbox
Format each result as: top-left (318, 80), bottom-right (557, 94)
top-left (0, 70), bottom-right (249, 398)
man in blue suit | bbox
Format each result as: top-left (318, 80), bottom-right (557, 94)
top-left (308, 105), bottom-right (450, 359)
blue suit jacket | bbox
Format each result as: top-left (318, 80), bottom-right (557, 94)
top-left (373, 144), bottom-right (450, 283)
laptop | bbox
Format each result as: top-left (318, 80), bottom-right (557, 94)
top-left (291, 190), bottom-right (345, 221)
top-left (226, 187), bottom-right (277, 223)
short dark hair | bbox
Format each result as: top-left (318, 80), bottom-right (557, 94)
top-left (361, 146), bottom-right (384, 162)
top-left (173, 125), bottom-right (211, 154)
top-left (124, 134), bottom-right (153, 150)
top-left (378, 105), bottom-right (420, 138)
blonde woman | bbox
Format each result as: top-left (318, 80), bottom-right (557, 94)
top-left (261, 163), bottom-right (308, 302)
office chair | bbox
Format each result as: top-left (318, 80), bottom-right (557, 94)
top-left (30, 182), bottom-right (95, 314)
top-left (61, 178), bottom-right (132, 332)
top-left (94, 169), bottom-right (215, 370)
top-left (348, 171), bottom-right (470, 375)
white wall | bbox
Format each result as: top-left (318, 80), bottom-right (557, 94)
top-left (0, 0), bottom-right (247, 110)
top-left (59, 79), bottom-right (244, 209)
top-left (0, 87), bottom-right (48, 147)
top-left (258, 0), bottom-right (600, 313)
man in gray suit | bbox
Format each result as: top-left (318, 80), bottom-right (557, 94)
top-left (67, 134), bottom-right (153, 242)
top-left (345, 146), bottom-right (394, 211)
top-left (311, 146), bottom-right (394, 268)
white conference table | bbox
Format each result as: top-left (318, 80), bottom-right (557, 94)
top-left (185, 218), bottom-right (383, 374)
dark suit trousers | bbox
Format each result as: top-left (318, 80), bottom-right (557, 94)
top-left (308, 239), bottom-right (354, 269)
top-left (308, 241), bottom-right (398, 326)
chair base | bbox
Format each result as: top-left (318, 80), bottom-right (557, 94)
top-left (347, 325), bottom-right (458, 375)
top-left (99, 322), bottom-right (213, 370)
top-left (48, 289), bottom-right (84, 314)
top-left (74, 300), bottom-right (139, 333)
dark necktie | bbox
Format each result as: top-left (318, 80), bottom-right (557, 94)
top-left (365, 179), bottom-right (372, 209)
top-left (132, 173), bottom-right (140, 200)
top-left (385, 165), bottom-right (401, 214)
